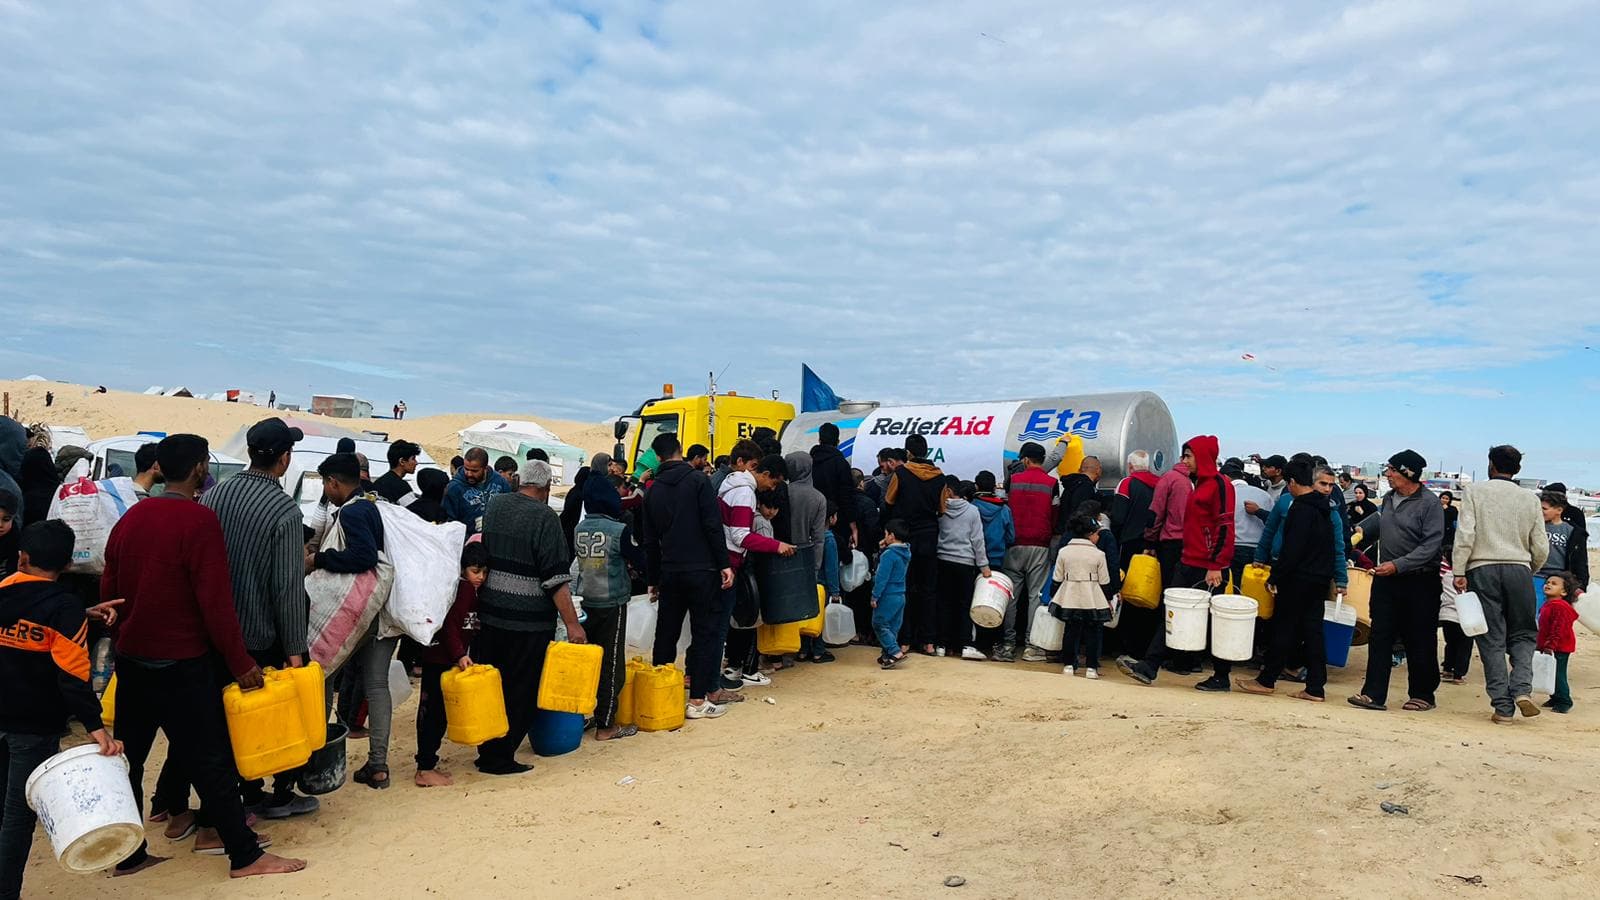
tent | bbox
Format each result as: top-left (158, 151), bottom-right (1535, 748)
top-left (164, 386), bottom-right (194, 398)
top-left (217, 415), bottom-right (367, 461)
top-left (20, 374), bottom-right (49, 382)
top-left (458, 420), bottom-right (587, 488)
top-left (142, 386), bottom-right (165, 395)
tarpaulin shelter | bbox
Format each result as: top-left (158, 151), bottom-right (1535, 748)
top-left (457, 420), bottom-right (586, 487)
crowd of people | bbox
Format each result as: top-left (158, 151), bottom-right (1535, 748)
top-left (0, 410), bottom-right (1591, 894)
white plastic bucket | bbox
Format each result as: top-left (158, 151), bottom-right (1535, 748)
top-left (1028, 604), bottom-right (1065, 651)
top-left (969, 572), bottom-right (1014, 630)
top-left (1209, 594), bottom-right (1258, 661)
top-left (25, 745), bottom-right (143, 873)
top-left (1163, 588), bottom-right (1211, 651)
top-left (1454, 591), bottom-right (1489, 638)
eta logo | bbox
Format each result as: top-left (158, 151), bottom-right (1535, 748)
top-left (58, 478), bottom-right (99, 500)
top-left (1017, 409), bottom-right (1102, 442)
top-left (737, 422), bottom-right (756, 439)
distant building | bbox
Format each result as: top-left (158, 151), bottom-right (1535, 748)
top-left (311, 394), bottom-right (374, 419)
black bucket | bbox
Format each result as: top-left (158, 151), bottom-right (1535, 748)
top-left (297, 723), bottom-right (348, 796)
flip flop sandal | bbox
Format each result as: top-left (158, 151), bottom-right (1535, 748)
top-left (597, 724), bottom-right (639, 740)
top-left (164, 815), bottom-right (199, 842)
top-left (1401, 699), bottom-right (1435, 711)
top-left (353, 763), bottom-right (392, 789)
top-left (1347, 694), bottom-right (1387, 711)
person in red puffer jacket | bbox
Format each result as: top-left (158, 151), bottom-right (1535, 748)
top-left (1536, 572), bottom-right (1580, 714)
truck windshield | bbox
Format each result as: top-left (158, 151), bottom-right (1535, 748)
top-left (633, 414), bottom-right (680, 471)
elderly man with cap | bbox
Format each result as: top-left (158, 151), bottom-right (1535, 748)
top-left (1348, 449), bottom-right (1446, 713)
top-left (472, 458), bottom-right (584, 775)
top-left (200, 418), bottom-right (321, 818)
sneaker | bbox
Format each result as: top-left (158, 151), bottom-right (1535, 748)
top-left (1195, 676), bottom-right (1231, 693)
top-left (686, 701), bottom-right (727, 719)
top-left (259, 793), bottom-right (319, 819)
top-left (1085, 668), bottom-right (1099, 680)
top-left (740, 670), bottom-right (772, 687)
top-left (991, 645), bottom-right (1016, 663)
top-left (811, 651), bottom-right (837, 664)
top-left (1116, 656), bottom-right (1155, 685)
top-left (1062, 665), bottom-right (1075, 676)
top-left (1020, 646), bottom-right (1048, 662)
top-left (960, 646), bottom-right (986, 661)
top-left (1515, 696), bottom-right (1541, 718)
top-left (722, 667), bottom-right (742, 681)
top-left (719, 675), bottom-right (746, 692)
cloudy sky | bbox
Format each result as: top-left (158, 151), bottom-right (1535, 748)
top-left (2, 1), bottom-right (1597, 481)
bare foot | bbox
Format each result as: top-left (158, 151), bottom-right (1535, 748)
top-left (196, 829), bottom-right (271, 856)
top-left (229, 852), bottom-right (308, 878)
top-left (113, 855), bottom-right (171, 877)
top-left (414, 769), bottom-right (454, 787)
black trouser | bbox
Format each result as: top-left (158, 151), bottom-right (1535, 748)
top-left (474, 626), bottom-right (552, 768)
top-left (725, 627), bottom-right (757, 675)
top-left (653, 570), bottom-right (720, 700)
top-left (1064, 619), bottom-right (1102, 668)
top-left (1440, 622), bottom-right (1474, 679)
top-left (0, 731), bottom-right (58, 900)
top-left (115, 656), bottom-right (263, 872)
top-left (586, 605), bottom-right (627, 728)
top-left (936, 560), bottom-right (977, 653)
top-left (241, 646), bottom-right (300, 804)
top-left (1359, 570), bottom-right (1441, 706)
top-left (1156, 540), bottom-right (1184, 590)
top-left (903, 529), bottom-right (940, 648)
top-left (1109, 539), bottom-right (1155, 657)
top-left (1229, 544), bottom-right (1257, 593)
top-left (414, 663), bottom-right (449, 771)
top-left (1257, 576), bottom-right (1329, 697)
top-left (1141, 564), bottom-right (1230, 678)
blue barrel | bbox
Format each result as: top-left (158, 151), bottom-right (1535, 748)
top-left (529, 709), bottom-right (583, 757)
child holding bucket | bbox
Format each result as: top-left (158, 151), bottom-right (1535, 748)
top-left (1048, 515), bottom-right (1112, 678)
top-left (1536, 572), bottom-right (1581, 714)
top-left (872, 521), bottom-right (912, 669)
top-left (0, 521), bottom-right (125, 898)
top-left (413, 542), bottom-right (488, 787)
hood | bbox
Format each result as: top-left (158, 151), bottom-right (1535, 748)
top-left (811, 444), bottom-right (845, 464)
top-left (944, 497), bottom-right (972, 517)
top-left (1128, 471), bottom-right (1160, 489)
top-left (20, 447), bottom-right (59, 489)
top-left (975, 496), bottom-right (1005, 519)
top-left (651, 458), bottom-right (695, 487)
top-left (882, 542), bottom-right (912, 560)
top-left (785, 451), bottom-right (814, 486)
top-left (904, 461), bottom-right (943, 482)
top-left (718, 468), bottom-right (756, 500)
top-left (582, 473), bottom-right (623, 518)
top-left (417, 467), bottom-right (449, 501)
top-left (590, 452), bottom-right (612, 473)
top-left (54, 445), bottom-right (92, 480)
top-left (1185, 436), bottom-right (1221, 479)
top-left (0, 418), bottom-right (24, 477)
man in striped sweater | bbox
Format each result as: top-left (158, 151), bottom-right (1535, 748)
top-left (201, 417), bottom-right (319, 819)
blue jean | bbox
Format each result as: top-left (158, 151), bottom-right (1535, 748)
top-left (872, 592), bottom-right (906, 657)
top-left (0, 731), bottom-right (60, 900)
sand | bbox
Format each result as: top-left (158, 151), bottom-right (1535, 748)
top-left (0, 380), bottom-right (619, 479)
top-left (20, 636), bottom-right (1600, 899)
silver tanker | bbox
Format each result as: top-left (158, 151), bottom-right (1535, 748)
top-left (780, 391), bottom-right (1178, 486)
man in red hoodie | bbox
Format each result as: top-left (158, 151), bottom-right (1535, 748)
top-left (1004, 442), bottom-right (1058, 662)
top-left (1117, 435), bottom-right (1237, 691)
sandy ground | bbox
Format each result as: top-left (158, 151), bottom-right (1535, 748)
top-left (0, 380), bottom-right (618, 474)
top-left (21, 635), bottom-right (1600, 900)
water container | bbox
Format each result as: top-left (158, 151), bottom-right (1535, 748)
top-left (632, 664), bottom-right (686, 732)
top-left (799, 586), bottom-right (825, 638)
top-left (1163, 588), bottom-right (1211, 651)
top-left (969, 571), bottom-right (1014, 629)
top-left (99, 673), bottom-right (116, 728)
top-left (624, 594), bottom-right (658, 658)
top-left (24, 745), bottom-right (143, 873)
top-left (1344, 567), bottom-right (1373, 645)
top-left (1454, 591), bottom-right (1489, 638)
top-left (616, 658), bottom-right (649, 727)
top-left (275, 663), bottom-right (327, 752)
top-left (1028, 603), bottom-right (1065, 651)
top-left (1240, 564), bottom-right (1274, 619)
top-left (1576, 591), bottom-right (1600, 637)
top-left (1209, 595), bottom-right (1257, 661)
top-left (756, 621), bottom-right (801, 656)
top-left (529, 708), bottom-right (584, 756)
top-left (387, 658), bottom-right (413, 708)
top-left (538, 642), bottom-right (605, 715)
top-left (1122, 555), bottom-right (1162, 609)
top-left (441, 664), bottom-right (510, 745)
top-left (1324, 600), bottom-right (1358, 667)
top-left (822, 598), bottom-right (856, 645)
top-left (297, 723), bottom-right (349, 796)
top-left (222, 677), bottom-right (312, 781)
top-left (1054, 434), bottom-right (1085, 478)
top-left (1532, 650), bottom-right (1557, 695)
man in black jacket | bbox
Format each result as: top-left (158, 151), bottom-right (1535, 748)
top-left (1238, 461), bottom-right (1337, 701)
top-left (884, 434), bottom-right (944, 654)
top-left (642, 433), bottom-right (735, 718)
top-left (810, 423), bottom-right (856, 564)
top-left (1057, 456), bottom-right (1102, 538)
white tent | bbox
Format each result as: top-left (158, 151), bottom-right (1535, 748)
top-left (164, 386), bottom-right (194, 398)
top-left (142, 386), bottom-right (165, 395)
top-left (458, 420), bottom-right (587, 487)
top-left (20, 374), bottom-right (49, 382)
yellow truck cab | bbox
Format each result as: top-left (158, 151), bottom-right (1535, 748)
top-left (614, 385), bottom-right (794, 476)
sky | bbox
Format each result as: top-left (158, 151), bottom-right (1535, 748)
top-left (2, 1), bottom-right (1598, 483)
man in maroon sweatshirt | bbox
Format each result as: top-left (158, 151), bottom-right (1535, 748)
top-left (103, 434), bottom-right (306, 880)
top-left (1117, 435), bottom-right (1237, 691)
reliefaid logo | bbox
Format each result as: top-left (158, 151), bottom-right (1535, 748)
top-left (1016, 408), bottom-right (1102, 443)
top-left (866, 414), bottom-right (996, 437)
top-left (58, 478), bottom-right (99, 500)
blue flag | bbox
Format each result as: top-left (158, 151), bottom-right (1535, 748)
top-left (801, 364), bottom-right (841, 413)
